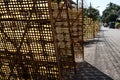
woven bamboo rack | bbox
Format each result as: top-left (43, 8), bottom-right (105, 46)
top-left (0, 0), bottom-right (84, 80)
top-left (51, 1), bottom-right (84, 79)
top-left (83, 17), bottom-right (100, 41)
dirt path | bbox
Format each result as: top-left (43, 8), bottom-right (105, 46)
top-left (84, 27), bottom-right (120, 80)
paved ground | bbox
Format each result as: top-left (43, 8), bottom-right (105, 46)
top-left (77, 26), bottom-right (120, 80)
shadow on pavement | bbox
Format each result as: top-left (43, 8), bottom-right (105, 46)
top-left (100, 29), bottom-right (108, 32)
top-left (84, 39), bottom-right (103, 47)
top-left (76, 61), bottom-right (113, 80)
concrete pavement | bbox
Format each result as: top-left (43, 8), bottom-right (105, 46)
top-left (77, 27), bottom-right (120, 80)
top-left (80, 26), bottom-right (120, 80)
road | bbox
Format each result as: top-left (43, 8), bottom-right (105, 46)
top-left (84, 26), bottom-right (120, 80)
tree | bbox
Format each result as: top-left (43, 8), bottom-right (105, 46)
top-left (85, 3), bottom-right (100, 21)
top-left (107, 14), bottom-right (118, 22)
top-left (102, 2), bottom-right (120, 23)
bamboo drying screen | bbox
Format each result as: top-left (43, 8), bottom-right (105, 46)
top-left (0, 0), bottom-right (60, 80)
top-left (83, 17), bottom-right (94, 41)
top-left (94, 21), bottom-right (100, 36)
top-left (51, 2), bottom-right (76, 80)
top-left (69, 9), bottom-right (84, 62)
top-left (84, 17), bottom-right (91, 41)
top-left (83, 17), bottom-right (100, 41)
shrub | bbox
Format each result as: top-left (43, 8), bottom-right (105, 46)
top-left (115, 22), bottom-right (120, 29)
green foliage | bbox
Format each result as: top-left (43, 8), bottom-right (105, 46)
top-left (88, 8), bottom-right (100, 21)
top-left (115, 22), bottom-right (120, 28)
top-left (101, 2), bottom-right (120, 23)
top-left (107, 14), bottom-right (118, 22)
top-left (84, 6), bottom-right (100, 21)
top-left (84, 8), bottom-right (88, 16)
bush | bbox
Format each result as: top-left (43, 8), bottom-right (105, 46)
top-left (115, 22), bottom-right (120, 29)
